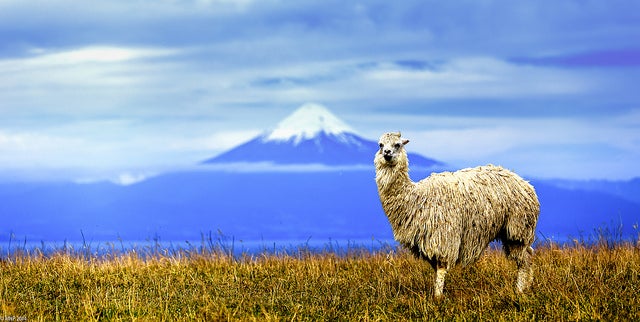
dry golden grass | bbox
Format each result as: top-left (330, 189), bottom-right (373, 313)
top-left (1, 242), bottom-right (639, 321)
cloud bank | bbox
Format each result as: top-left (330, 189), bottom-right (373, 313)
top-left (0, 0), bottom-right (639, 180)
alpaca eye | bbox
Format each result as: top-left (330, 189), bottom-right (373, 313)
top-left (379, 143), bottom-right (384, 148)
top-left (394, 143), bottom-right (401, 148)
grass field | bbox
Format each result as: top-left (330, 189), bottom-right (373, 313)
top-left (1, 240), bottom-right (639, 321)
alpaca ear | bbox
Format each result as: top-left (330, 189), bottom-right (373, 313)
top-left (402, 139), bottom-right (410, 146)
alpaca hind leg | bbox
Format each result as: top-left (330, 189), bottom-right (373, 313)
top-left (433, 267), bottom-right (448, 298)
top-left (504, 243), bottom-right (534, 293)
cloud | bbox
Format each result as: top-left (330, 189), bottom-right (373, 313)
top-left (0, 120), bottom-right (267, 182)
top-left (110, 172), bottom-right (153, 186)
top-left (2, 0), bottom-right (637, 59)
top-left (166, 130), bottom-right (263, 152)
top-left (199, 162), bottom-right (370, 173)
top-left (0, 0), bottom-right (638, 181)
top-left (511, 48), bottom-right (640, 68)
top-left (356, 58), bottom-right (592, 99)
top-left (0, 45), bottom-right (182, 120)
top-left (180, 56), bottom-right (597, 110)
top-left (400, 110), bottom-right (640, 179)
top-left (27, 46), bottom-right (176, 65)
top-left (0, 131), bottom-right (85, 164)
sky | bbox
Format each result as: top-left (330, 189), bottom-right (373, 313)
top-left (1, 0), bottom-right (639, 182)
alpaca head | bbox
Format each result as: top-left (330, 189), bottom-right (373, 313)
top-left (375, 132), bottom-right (410, 168)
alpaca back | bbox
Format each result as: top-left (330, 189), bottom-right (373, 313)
top-left (412, 165), bottom-right (539, 266)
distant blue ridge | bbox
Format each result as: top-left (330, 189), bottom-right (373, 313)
top-left (1, 170), bottom-right (638, 244)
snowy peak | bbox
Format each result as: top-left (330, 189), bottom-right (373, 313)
top-left (265, 103), bottom-right (355, 143)
top-left (202, 103), bottom-right (444, 169)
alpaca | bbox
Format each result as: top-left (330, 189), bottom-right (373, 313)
top-left (375, 132), bottom-right (540, 297)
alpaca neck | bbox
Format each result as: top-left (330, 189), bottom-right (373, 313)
top-left (375, 164), bottom-right (413, 195)
top-left (375, 163), bottom-right (418, 243)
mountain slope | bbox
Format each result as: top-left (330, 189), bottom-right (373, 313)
top-left (203, 131), bottom-right (441, 168)
top-left (203, 103), bottom-right (443, 168)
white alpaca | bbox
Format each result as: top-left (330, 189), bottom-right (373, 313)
top-left (375, 132), bottom-right (540, 297)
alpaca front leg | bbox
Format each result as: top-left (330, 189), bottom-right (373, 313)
top-left (516, 266), bottom-right (533, 293)
top-left (505, 243), bottom-right (534, 293)
top-left (516, 246), bottom-right (534, 293)
top-left (511, 246), bottom-right (533, 293)
top-left (434, 267), bottom-right (448, 298)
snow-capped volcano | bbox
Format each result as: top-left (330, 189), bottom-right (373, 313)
top-left (202, 103), bottom-right (442, 168)
top-left (265, 103), bottom-right (354, 144)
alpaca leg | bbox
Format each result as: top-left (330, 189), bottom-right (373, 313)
top-left (515, 247), bottom-right (534, 293)
top-left (504, 243), bottom-right (534, 293)
top-left (516, 266), bottom-right (532, 292)
top-left (434, 267), bottom-right (448, 298)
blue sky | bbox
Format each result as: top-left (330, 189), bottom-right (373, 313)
top-left (0, 0), bottom-right (639, 181)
